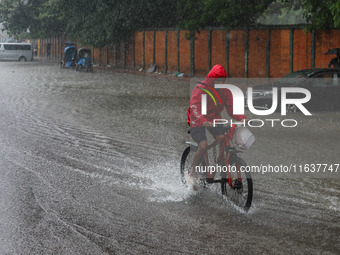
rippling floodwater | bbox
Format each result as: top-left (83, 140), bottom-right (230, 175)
top-left (0, 61), bottom-right (339, 254)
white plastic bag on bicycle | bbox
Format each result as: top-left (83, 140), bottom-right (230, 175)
top-left (235, 127), bottom-right (255, 149)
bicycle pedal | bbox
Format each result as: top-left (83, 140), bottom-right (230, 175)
top-left (206, 178), bottom-right (214, 184)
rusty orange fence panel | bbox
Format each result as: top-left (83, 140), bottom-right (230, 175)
top-left (155, 31), bottom-right (165, 71)
top-left (211, 30), bottom-right (227, 73)
top-left (248, 30), bottom-right (267, 78)
top-left (135, 32), bottom-right (144, 69)
top-left (293, 30), bottom-right (311, 71)
top-left (179, 31), bottom-right (191, 74)
top-left (195, 31), bottom-right (209, 75)
top-left (229, 30), bottom-right (246, 78)
top-left (167, 31), bottom-right (178, 74)
top-left (269, 29), bottom-right (290, 78)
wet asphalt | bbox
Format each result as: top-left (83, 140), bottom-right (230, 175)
top-left (0, 61), bottom-right (339, 255)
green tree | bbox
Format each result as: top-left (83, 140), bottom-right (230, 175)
top-left (58, 0), bottom-right (178, 47)
top-left (4, 0), bottom-right (340, 46)
top-left (258, 0), bottom-right (305, 25)
top-left (302, 0), bottom-right (336, 31)
top-left (283, 0), bottom-right (340, 31)
top-left (177, 0), bottom-right (340, 34)
top-left (35, 0), bottom-right (66, 37)
top-left (0, 0), bottom-right (66, 39)
top-left (330, 0), bottom-right (340, 28)
top-left (177, 0), bottom-right (274, 37)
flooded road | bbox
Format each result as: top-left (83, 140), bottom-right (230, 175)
top-left (0, 61), bottom-right (339, 254)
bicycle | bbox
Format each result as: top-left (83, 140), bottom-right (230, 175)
top-left (180, 125), bottom-right (253, 211)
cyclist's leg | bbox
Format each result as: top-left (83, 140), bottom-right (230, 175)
top-left (214, 134), bottom-right (224, 140)
top-left (188, 127), bottom-right (207, 182)
top-left (191, 139), bottom-right (208, 176)
top-left (208, 126), bottom-right (226, 163)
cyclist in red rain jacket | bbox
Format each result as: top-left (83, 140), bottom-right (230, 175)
top-left (187, 64), bottom-right (247, 189)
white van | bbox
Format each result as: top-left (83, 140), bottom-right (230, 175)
top-left (0, 43), bottom-right (33, 61)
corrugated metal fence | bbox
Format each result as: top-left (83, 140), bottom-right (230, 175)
top-left (39, 26), bottom-right (340, 78)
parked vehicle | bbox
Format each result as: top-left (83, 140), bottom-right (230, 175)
top-left (0, 43), bottom-right (33, 61)
top-left (75, 48), bottom-right (92, 72)
top-left (247, 69), bottom-right (340, 112)
top-left (60, 42), bottom-right (77, 68)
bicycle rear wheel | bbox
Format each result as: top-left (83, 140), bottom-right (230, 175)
top-left (221, 156), bottom-right (253, 211)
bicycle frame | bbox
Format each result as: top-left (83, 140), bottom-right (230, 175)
top-left (202, 125), bottom-right (242, 187)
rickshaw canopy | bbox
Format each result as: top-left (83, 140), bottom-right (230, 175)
top-left (64, 46), bottom-right (76, 53)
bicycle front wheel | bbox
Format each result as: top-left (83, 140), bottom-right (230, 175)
top-left (180, 146), bottom-right (194, 187)
top-left (180, 146), bottom-right (208, 188)
top-left (221, 156), bottom-right (253, 211)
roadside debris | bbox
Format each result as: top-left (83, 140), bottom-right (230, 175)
top-left (147, 64), bottom-right (157, 73)
top-left (175, 72), bottom-right (184, 77)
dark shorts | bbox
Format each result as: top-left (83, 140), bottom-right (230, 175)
top-left (189, 126), bottom-right (227, 144)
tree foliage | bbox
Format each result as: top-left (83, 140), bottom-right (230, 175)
top-left (268, 0), bottom-right (340, 32)
top-left (58, 0), bottom-right (178, 47)
top-left (330, 0), bottom-right (340, 28)
top-left (1, 0), bottom-right (340, 45)
top-left (302, 0), bottom-right (337, 31)
top-left (0, 0), bottom-right (178, 45)
top-left (177, 0), bottom-right (274, 35)
top-left (258, 0), bottom-right (305, 25)
top-left (0, 0), bottom-right (66, 38)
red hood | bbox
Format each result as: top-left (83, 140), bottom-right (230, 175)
top-left (206, 64), bottom-right (227, 79)
top-left (202, 65), bottom-right (227, 86)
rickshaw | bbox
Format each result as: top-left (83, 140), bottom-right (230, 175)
top-left (75, 48), bottom-right (93, 72)
top-left (60, 42), bottom-right (77, 68)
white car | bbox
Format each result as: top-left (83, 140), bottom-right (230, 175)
top-left (0, 43), bottom-right (33, 61)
